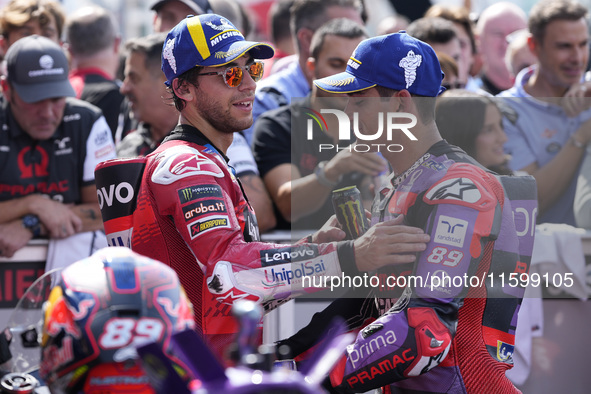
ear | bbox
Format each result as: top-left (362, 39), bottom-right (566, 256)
top-left (172, 78), bottom-right (194, 102)
top-left (0, 35), bottom-right (8, 59)
top-left (527, 35), bottom-right (538, 56)
top-left (296, 28), bottom-right (314, 58)
top-left (395, 89), bottom-right (415, 111)
top-left (113, 36), bottom-right (122, 54)
top-left (306, 56), bottom-right (315, 74)
top-left (1, 77), bottom-right (10, 96)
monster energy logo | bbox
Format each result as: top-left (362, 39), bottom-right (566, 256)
top-left (337, 199), bottom-right (367, 238)
top-left (178, 184), bottom-right (223, 204)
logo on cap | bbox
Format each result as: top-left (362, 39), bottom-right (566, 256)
top-left (204, 18), bottom-right (233, 31)
top-left (39, 55), bottom-right (54, 69)
top-left (399, 50), bottom-right (422, 89)
top-left (163, 38), bottom-right (177, 74)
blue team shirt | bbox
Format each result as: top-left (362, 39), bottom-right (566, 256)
top-left (498, 66), bottom-right (591, 225)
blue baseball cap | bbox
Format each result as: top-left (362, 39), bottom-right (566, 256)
top-left (314, 32), bottom-right (445, 97)
top-left (162, 13), bottom-right (274, 86)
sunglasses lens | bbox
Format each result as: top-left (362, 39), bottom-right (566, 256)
top-left (249, 62), bottom-right (264, 82)
top-left (225, 66), bottom-right (243, 87)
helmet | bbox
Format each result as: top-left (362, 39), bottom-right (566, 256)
top-left (39, 247), bottom-right (194, 394)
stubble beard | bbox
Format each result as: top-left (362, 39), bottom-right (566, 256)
top-left (196, 93), bottom-right (253, 134)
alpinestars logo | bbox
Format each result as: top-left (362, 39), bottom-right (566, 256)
top-left (425, 178), bottom-right (481, 203)
top-left (171, 153), bottom-right (213, 175)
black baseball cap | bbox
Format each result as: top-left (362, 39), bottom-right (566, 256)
top-left (5, 35), bottom-right (75, 103)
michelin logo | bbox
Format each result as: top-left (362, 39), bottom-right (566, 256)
top-left (434, 215), bottom-right (468, 248)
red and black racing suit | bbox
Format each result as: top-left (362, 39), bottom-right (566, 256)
top-left (96, 124), bottom-right (359, 360)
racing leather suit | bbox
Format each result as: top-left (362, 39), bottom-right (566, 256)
top-left (281, 141), bottom-right (537, 393)
top-left (95, 124), bottom-right (358, 359)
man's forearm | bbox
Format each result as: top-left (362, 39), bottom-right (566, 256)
top-left (0, 195), bottom-right (40, 224)
top-left (524, 137), bottom-right (586, 214)
top-left (70, 203), bottom-right (104, 232)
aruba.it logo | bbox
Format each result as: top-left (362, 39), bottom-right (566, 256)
top-left (304, 107), bottom-right (418, 153)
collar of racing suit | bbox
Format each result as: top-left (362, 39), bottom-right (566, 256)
top-left (163, 123), bottom-right (230, 163)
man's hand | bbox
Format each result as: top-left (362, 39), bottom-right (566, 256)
top-left (310, 209), bottom-right (373, 243)
top-left (561, 81), bottom-right (591, 117)
top-left (0, 220), bottom-right (33, 258)
top-left (310, 215), bottom-right (347, 243)
top-left (29, 196), bottom-right (82, 238)
top-left (353, 215), bottom-right (429, 271)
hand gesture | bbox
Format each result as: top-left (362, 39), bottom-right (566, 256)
top-left (354, 215), bottom-right (429, 271)
top-left (561, 81), bottom-right (591, 117)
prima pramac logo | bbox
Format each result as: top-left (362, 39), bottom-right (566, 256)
top-left (304, 107), bottom-right (418, 153)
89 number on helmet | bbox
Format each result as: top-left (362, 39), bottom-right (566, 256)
top-left (98, 317), bottom-right (164, 349)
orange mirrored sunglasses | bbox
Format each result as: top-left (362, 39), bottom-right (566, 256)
top-left (198, 61), bottom-right (264, 88)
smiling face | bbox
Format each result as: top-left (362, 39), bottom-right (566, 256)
top-left (533, 18), bottom-right (589, 92)
top-left (474, 103), bottom-right (507, 168)
top-left (193, 54), bottom-right (257, 134)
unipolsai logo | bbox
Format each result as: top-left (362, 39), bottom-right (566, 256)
top-left (304, 107), bottom-right (418, 153)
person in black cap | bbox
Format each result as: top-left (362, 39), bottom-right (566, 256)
top-left (0, 35), bottom-right (116, 258)
top-left (151, 0), bottom-right (212, 33)
top-left (109, 14), bottom-right (430, 362)
top-left (277, 32), bottom-right (537, 393)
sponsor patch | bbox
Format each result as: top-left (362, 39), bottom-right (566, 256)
top-left (188, 215), bottom-right (230, 239)
top-left (94, 130), bottom-right (110, 145)
top-left (183, 200), bottom-right (226, 221)
top-left (95, 145), bottom-right (114, 159)
top-left (261, 260), bottom-right (327, 286)
top-left (152, 146), bottom-right (224, 185)
top-left (210, 30), bottom-right (242, 46)
top-left (421, 159), bottom-right (446, 171)
top-left (169, 151), bottom-right (223, 177)
top-left (259, 245), bottom-right (319, 266)
top-left (347, 329), bottom-right (401, 369)
top-left (361, 323), bottom-right (384, 339)
top-left (497, 340), bottom-right (514, 362)
top-left (178, 184), bottom-right (223, 204)
top-left (433, 215), bottom-right (468, 248)
top-left (425, 177), bottom-right (481, 203)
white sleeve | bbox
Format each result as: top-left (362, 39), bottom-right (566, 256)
top-left (574, 149), bottom-right (591, 229)
top-left (227, 133), bottom-right (259, 177)
top-left (84, 116), bottom-right (116, 182)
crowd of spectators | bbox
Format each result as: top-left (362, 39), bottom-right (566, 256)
top-left (0, 0), bottom-right (587, 247)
